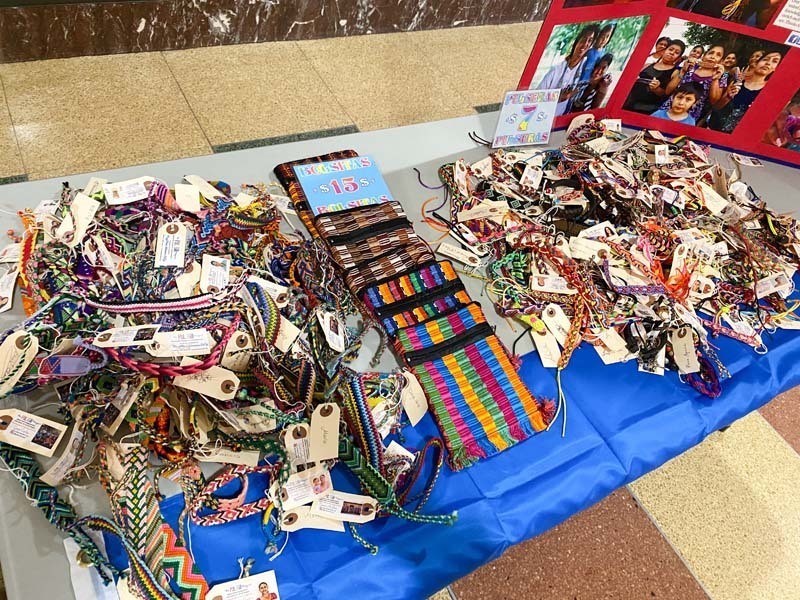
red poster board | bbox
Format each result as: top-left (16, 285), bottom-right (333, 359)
top-left (518, 0), bottom-right (800, 165)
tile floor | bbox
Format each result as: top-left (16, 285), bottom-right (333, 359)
top-left (0, 21), bottom-right (799, 600)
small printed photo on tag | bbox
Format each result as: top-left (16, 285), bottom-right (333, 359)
top-left (205, 569), bottom-right (281, 600)
top-left (654, 144), bottom-right (670, 165)
top-left (731, 153), bottom-right (764, 168)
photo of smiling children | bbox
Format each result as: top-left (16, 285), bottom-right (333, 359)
top-left (529, 16), bottom-right (650, 117)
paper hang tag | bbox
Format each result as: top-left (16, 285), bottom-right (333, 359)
top-left (541, 303), bottom-right (571, 347)
top-left (689, 274), bottom-right (716, 301)
top-left (597, 328), bottom-right (628, 353)
top-left (197, 446), bottom-right (260, 467)
top-left (0, 409), bottom-right (67, 458)
top-left (529, 273), bottom-right (576, 295)
top-left (205, 570), bottom-right (281, 600)
top-left (651, 185), bottom-right (684, 209)
top-left (199, 255), bottom-right (231, 293)
top-left (593, 334), bottom-right (630, 365)
top-left (310, 491), bottom-right (378, 524)
top-left (83, 177), bottom-right (108, 197)
top-left (531, 327), bottom-right (560, 368)
top-left (453, 159), bottom-right (469, 196)
top-left (569, 237), bottom-right (612, 262)
top-left (278, 464), bottom-right (333, 511)
top-left (317, 311), bottom-right (345, 353)
top-left (0, 332), bottom-right (39, 397)
top-left (233, 192), bottom-right (255, 209)
top-left (102, 178), bottom-right (149, 206)
top-left (519, 164), bottom-right (543, 189)
top-left (584, 136), bottom-right (611, 154)
top-left (400, 370), bottom-right (428, 426)
top-left (697, 181), bottom-right (729, 215)
top-left (369, 400), bottom-right (391, 439)
top-left (90, 235), bottom-right (123, 275)
top-left (174, 183), bottom-right (202, 213)
top-left (183, 175), bottom-right (224, 201)
top-left (653, 144), bottom-right (672, 165)
top-left (385, 440), bottom-right (416, 463)
top-left (731, 152), bottom-right (763, 167)
top-left (282, 423), bottom-right (311, 470)
top-left (309, 403), bottom-right (341, 462)
top-left (40, 426), bottom-right (84, 486)
top-left (175, 262), bottom-right (201, 298)
top-left (0, 243), bottom-right (20, 264)
top-left (148, 329), bottom-right (211, 357)
top-left (281, 505), bottom-right (346, 533)
top-left (671, 327), bottom-right (701, 374)
top-left (436, 242), bottom-right (482, 267)
top-left (154, 222), bottom-right (187, 268)
top-left (56, 193), bottom-right (100, 248)
top-left (601, 118), bottom-right (622, 133)
top-left (221, 331), bottom-right (255, 371)
top-left (93, 324), bottom-right (160, 348)
top-left (100, 377), bottom-right (145, 434)
top-left (470, 156), bottom-right (493, 179)
top-left (456, 200), bottom-right (507, 223)
top-left (579, 220), bottom-right (617, 240)
top-left (173, 358), bottom-right (240, 401)
top-left (755, 272), bottom-right (793, 297)
top-left (247, 275), bottom-right (290, 307)
top-left (0, 265), bottom-right (18, 314)
top-left (274, 315), bottom-right (301, 353)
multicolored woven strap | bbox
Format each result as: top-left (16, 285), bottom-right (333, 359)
top-left (362, 261), bottom-right (462, 312)
top-left (380, 290), bottom-right (472, 337)
top-left (394, 303), bottom-right (487, 355)
top-left (411, 334), bottom-right (549, 471)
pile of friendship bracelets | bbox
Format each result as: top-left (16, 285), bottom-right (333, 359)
top-left (0, 173), bottom-right (460, 600)
top-left (430, 116), bottom-right (800, 433)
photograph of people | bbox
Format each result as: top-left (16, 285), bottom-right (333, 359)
top-left (663, 44), bottom-right (728, 125)
top-left (573, 54), bottom-right (614, 111)
top-left (623, 39), bottom-right (685, 114)
top-left (679, 44), bottom-right (705, 67)
top-left (621, 18), bottom-right (787, 132)
top-left (651, 82), bottom-right (703, 125)
top-left (580, 23), bottom-right (616, 80)
top-left (709, 50), bottom-right (782, 132)
top-left (667, 0), bottom-right (782, 29)
top-left (257, 581), bottom-right (277, 600)
top-left (644, 36), bottom-right (671, 65)
top-left (529, 16), bottom-right (649, 117)
top-left (763, 89), bottom-right (800, 150)
top-left (535, 24), bottom-right (599, 116)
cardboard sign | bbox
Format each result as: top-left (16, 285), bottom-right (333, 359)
top-left (292, 155), bottom-right (393, 216)
top-left (493, 89), bottom-right (559, 148)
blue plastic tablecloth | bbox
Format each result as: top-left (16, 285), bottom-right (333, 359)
top-left (106, 323), bottom-right (800, 600)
